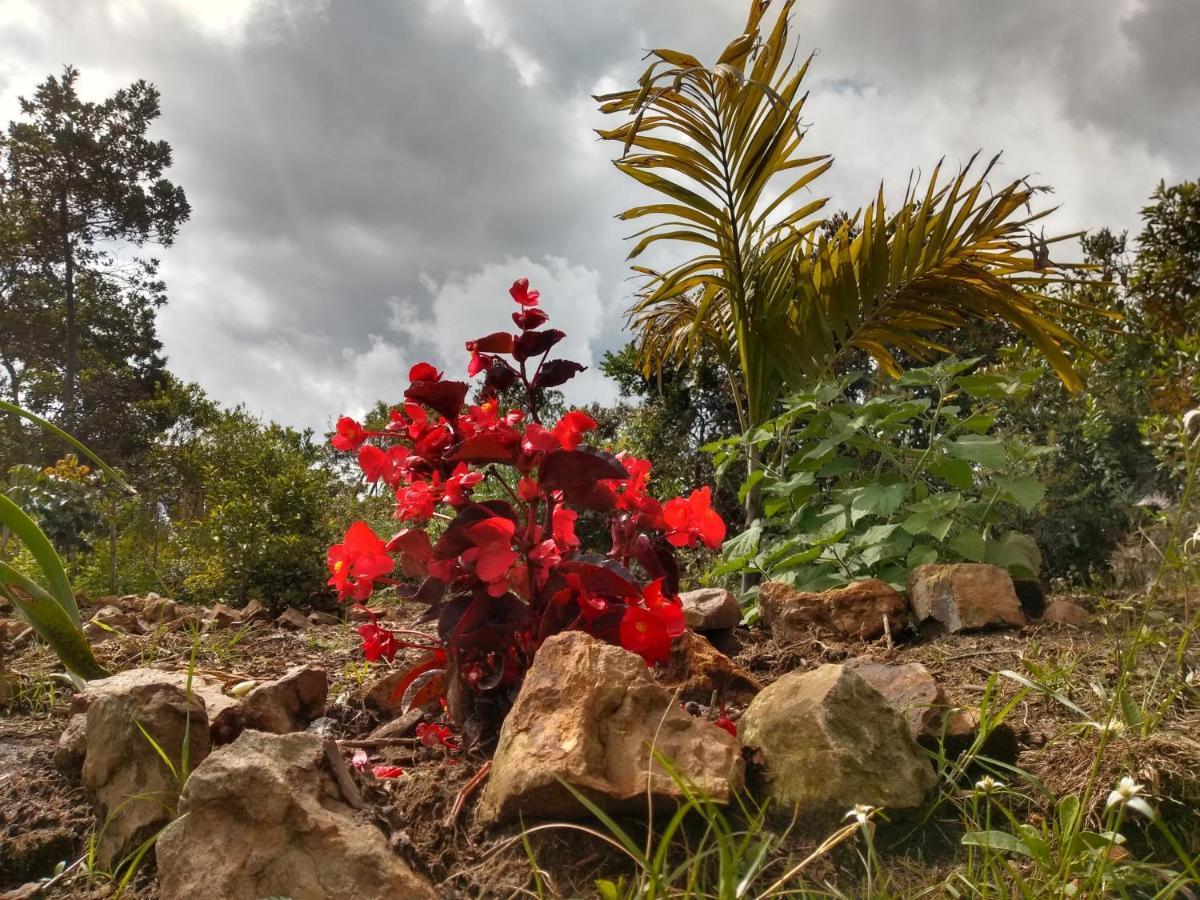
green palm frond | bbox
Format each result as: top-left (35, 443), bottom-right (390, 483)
top-left (599, 0), bottom-right (1086, 433)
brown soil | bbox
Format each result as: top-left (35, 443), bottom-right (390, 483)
top-left (1, 590), bottom-right (1197, 898)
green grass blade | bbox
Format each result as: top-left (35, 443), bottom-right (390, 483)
top-left (0, 572), bottom-right (108, 680)
top-left (0, 492), bottom-right (82, 625)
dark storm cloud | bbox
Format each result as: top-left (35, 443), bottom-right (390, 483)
top-left (2, 0), bottom-right (1195, 429)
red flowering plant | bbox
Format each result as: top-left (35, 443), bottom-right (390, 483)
top-left (326, 278), bottom-right (725, 735)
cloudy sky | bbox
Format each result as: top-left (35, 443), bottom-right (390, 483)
top-left (2, 0), bottom-right (1197, 432)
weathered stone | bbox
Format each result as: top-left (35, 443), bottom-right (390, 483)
top-left (206, 603), bottom-right (242, 628)
top-left (239, 665), bottom-right (328, 734)
top-left (478, 631), bottom-right (743, 824)
top-left (119, 592), bottom-right (181, 624)
top-left (240, 598), bottom-right (270, 622)
top-left (56, 669), bottom-right (233, 774)
top-left (845, 657), bottom-right (947, 741)
top-left (656, 630), bottom-right (762, 705)
top-left (307, 610), bottom-right (340, 626)
top-left (908, 564), bottom-right (1026, 633)
top-left (367, 708), bottom-right (424, 741)
top-left (759, 579), bottom-right (908, 641)
top-left (79, 671), bottom-right (212, 869)
top-left (365, 669), bottom-right (410, 716)
top-left (156, 731), bottom-right (436, 900)
top-left (275, 607), bottom-right (310, 631)
top-left (1041, 598), bottom-right (1091, 627)
top-left (739, 663), bottom-right (935, 816)
top-left (89, 604), bottom-right (140, 634)
top-left (679, 588), bottom-right (742, 631)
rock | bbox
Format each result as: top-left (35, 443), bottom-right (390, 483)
top-left (844, 657), bottom-right (947, 741)
top-left (239, 665), bottom-right (328, 734)
top-left (308, 610), bottom-right (340, 626)
top-left (759, 579), bottom-right (908, 641)
top-left (1041, 598), bottom-right (1091, 627)
top-left (0, 618), bottom-right (31, 643)
top-left (739, 663), bottom-right (935, 816)
top-left (78, 670), bottom-right (212, 869)
top-left (275, 607), bottom-right (310, 631)
top-left (348, 605), bottom-right (379, 623)
top-left (655, 631), bottom-right (762, 705)
top-left (206, 603), bottom-right (242, 628)
top-left (366, 670), bottom-right (409, 716)
top-left (908, 564), bottom-right (1026, 633)
top-left (155, 731), bottom-right (436, 900)
top-left (119, 592), bottom-right (181, 624)
top-left (56, 669), bottom-right (233, 774)
top-left (478, 631), bottom-right (743, 824)
top-left (89, 604), bottom-right (140, 634)
top-left (679, 588), bottom-right (742, 631)
top-left (921, 707), bottom-right (1020, 766)
top-left (1012, 578), bottom-right (1047, 618)
top-left (240, 598), bottom-right (270, 622)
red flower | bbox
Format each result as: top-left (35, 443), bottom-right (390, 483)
top-left (517, 476), bottom-right (540, 502)
top-left (619, 605), bottom-right (672, 665)
top-left (327, 522), bottom-right (395, 602)
top-left (443, 464), bottom-right (483, 506)
top-left (509, 277), bottom-right (540, 307)
top-left (409, 362), bottom-right (442, 383)
top-left (552, 410), bottom-right (598, 451)
top-left (357, 444), bottom-right (387, 482)
top-left (357, 621), bottom-right (399, 662)
top-left (552, 506), bottom-right (580, 551)
top-left (521, 423), bottom-right (561, 454)
top-left (467, 350), bottom-right (490, 377)
top-left (642, 577), bottom-right (686, 638)
top-left (331, 416), bottom-right (368, 452)
top-left (416, 722), bottom-right (460, 751)
top-left (663, 487), bottom-right (726, 550)
top-left (553, 572), bottom-right (607, 620)
top-left (713, 716), bottom-right (737, 738)
top-left (528, 538), bottom-right (561, 586)
top-left (395, 475), bottom-right (444, 522)
top-left (372, 765), bottom-right (405, 779)
top-left (462, 516), bottom-right (519, 596)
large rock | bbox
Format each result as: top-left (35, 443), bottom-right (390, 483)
top-left (238, 664), bottom-right (328, 734)
top-left (205, 603), bottom-right (242, 629)
top-left (77, 670), bottom-right (212, 869)
top-left (844, 657), bottom-right (947, 741)
top-left (739, 664), bottom-right (935, 816)
top-left (679, 588), bottom-right (742, 631)
top-left (909, 564), bottom-right (1026, 632)
top-left (478, 631), bottom-right (743, 824)
top-left (655, 630), bottom-right (762, 705)
top-left (759, 579), bottom-right (908, 641)
top-left (56, 669), bottom-right (229, 775)
top-left (156, 730), bottom-right (436, 900)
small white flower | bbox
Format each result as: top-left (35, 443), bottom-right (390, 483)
top-left (1106, 776), bottom-right (1156, 820)
top-left (1062, 882), bottom-right (1079, 897)
top-left (844, 804), bottom-right (876, 827)
top-left (1184, 670), bottom-right (1199, 689)
top-left (974, 775), bottom-right (1004, 794)
top-left (1090, 717), bottom-right (1127, 737)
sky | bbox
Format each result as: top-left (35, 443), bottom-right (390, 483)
top-left (1, 0), bottom-right (1197, 433)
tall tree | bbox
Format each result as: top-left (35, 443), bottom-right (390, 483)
top-left (0, 66), bottom-right (189, 429)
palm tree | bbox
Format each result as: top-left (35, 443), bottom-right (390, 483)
top-left (597, 0), bottom-right (1089, 523)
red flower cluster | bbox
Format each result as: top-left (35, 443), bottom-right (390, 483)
top-left (326, 278), bottom-right (726, 731)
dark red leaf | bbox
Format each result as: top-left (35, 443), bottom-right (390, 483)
top-left (539, 447), bottom-right (629, 494)
top-left (386, 528), bottom-right (433, 578)
top-left (532, 359), bottom-right (586, 389)
top-left (633, 534), bottom-right (681, 596)
top-left (448, 433), bottom-right (519, 465)
top-left (565, 480), bottom-right (618, 511)
top-left (388, 653), bottom-right (444, 703)
top-left (513, 308), bottom-right (549, 330)
top-left (482, 362), bottom-right (518, 397)
top-left (467, 331), bottom-right (515, 353)
top-left (556, 555), bottom-right (642, 600)
top-left (404, 379), bottom-right (468, 420)
top-left (513, 329), bottom-right (565, 363)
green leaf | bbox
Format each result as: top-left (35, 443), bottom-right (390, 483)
top-left (983, 532), bottom-right (1041, 576)
top-left (929, 456), bottom-right (974, 490)
top-left (0, 567), bottom-right (107, 680)
top-left (961, 831), bottom-right (1034, 857)
top-left (723, 522), bottom-right (762, 560)
top-left (907, 543), bottom-right (940, 568)
top-left (949, 530), bottom-right (987, 562)
top-left (992, 475), bottom-right (1046, 513)
top-left (948, 435), bottom-right (1009, 471)
top-left (0, 493), bottom-right (80, 626)
top-left (847, 482), bottom-right (907, 522)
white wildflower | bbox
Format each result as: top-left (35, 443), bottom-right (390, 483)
top-left (974, 775), bottom-right (1004, 795)
top-left (844, 804), bottom-right (876, 827)
top-left (1106, 776), bottom-right (1155, 820)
